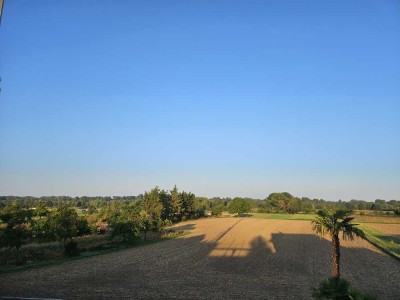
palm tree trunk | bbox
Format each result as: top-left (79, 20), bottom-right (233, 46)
top-left (332, 234), bottom-right (341, 279)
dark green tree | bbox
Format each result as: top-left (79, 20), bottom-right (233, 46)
top-left (180, 191), bottom-right (196, 220)
top-left (109, 203), bottom-right (141, 242)
top-left (160, 189), bottom-right (173, 221)
top-left (46, 207), bottom-right (79, 255)
top-left (0, 204), bottom-right (33, 252)
top-left (170, 185), bottom-right (182, 221)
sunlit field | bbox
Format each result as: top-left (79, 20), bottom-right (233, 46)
top-left (1, 218), bottom-right (399, 299)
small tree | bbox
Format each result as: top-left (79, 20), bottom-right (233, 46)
top-left (35, 203), bottom-right (48, 220)
top-left (311, 209), bottom-right (365, 279)
top-left (0, 205), bottom-right (32, 253)
top-left (46, 207), bottom-right (79, 256)
top-left (211, 205), bottom-right (224, 217)
top-left (228, 198), bottom-right (251, 216)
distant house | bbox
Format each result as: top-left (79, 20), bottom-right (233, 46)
top-left (96, 222), bottom-right (111, 235)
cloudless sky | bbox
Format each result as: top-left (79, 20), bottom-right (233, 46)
top-left (0, 0), bottom-right (399, 201)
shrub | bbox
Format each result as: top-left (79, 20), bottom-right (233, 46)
top-left (110, 221), bottom-right (140, 243)
top-left (312, 277), bottom-right (376, 300)
top-left (211, 205), bottom-right (224, 216)
top-left (64, 239), bottom-right (80, 257)
top-left (312, 277), bottom-right (350, 299)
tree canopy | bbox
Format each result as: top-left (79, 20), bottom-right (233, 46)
top-left (228, 198), bottom-right (251, 216)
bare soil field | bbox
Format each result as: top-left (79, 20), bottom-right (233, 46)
top-left (1, 218), bottom-right (399, 299)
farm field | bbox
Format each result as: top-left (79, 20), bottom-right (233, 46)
top-left (1, 218), bottom-right (399, 299)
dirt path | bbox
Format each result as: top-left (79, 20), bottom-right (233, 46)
top-left (1, 218), bottom-right (399, 299)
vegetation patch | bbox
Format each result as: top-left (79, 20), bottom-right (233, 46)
top-left (0, 229), bottom-right (188, 273)
top-left (359, 225), bottom-right (400, 260)
top-left (312, 277), bottom-right (377, 300)
top-left (353, 215), bottom-right (400, 224)
top-left (251, 213), bottom-right (315, 221)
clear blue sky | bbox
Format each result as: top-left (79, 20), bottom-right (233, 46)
top-left (1, 1), bottom-right (399, 201)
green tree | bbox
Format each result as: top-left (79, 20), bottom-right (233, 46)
top-left (109, 203), bottom-right (141, 242)
top-left (160, 189), bottom-right (173, 221)
top-left (265, 192), bottom-right (294, 213)
top-left (211, 205), bottom-right (224, 216)
top-left (139, 210), bottom-right (152, 240)
top-left (287, 198), bottom-right (301, 214)
top-left (180, 191), bottom-right (196, 220)
top-left (35, 202), bottom-right (48, 219)
top-left (228, 198), bottom-right (251, 216)
top-left (142, 187), bottom-right (165, 232)
top-left (170, 185), bottom-right (182, 221)
top-left (0, 204), bottom-right (32, 252)
top-left (46, 207), bottom-right (79, 249)
top-left (311, 209), bottom-right (365, 279)
top-left (142, 187), bottom-right (164, 220)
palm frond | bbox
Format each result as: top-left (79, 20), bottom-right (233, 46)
top-left (312, 209), bottom-right (363, 241)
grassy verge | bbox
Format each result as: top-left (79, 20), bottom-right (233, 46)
top-left (251, 212), bottom-right (400, 224)
top-left (0, 230), bottom-right (189, 273)
top-left (352, 215), bottom-right (400, 224)
top-left (251, 213), bottom-right (315, 221)
top-left (359, 225), bottom-right (400, 260)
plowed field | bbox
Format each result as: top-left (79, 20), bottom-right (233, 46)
top-left (1, 218), bottom-right (399, 299)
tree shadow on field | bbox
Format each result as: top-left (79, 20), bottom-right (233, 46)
top-left (204, 232), bottom-right (400, 299)
top-left (1, 226), bottom-right (400, 300)
top-left (168, 223), bottom-right (197, 232)
top-left (239, 213), bottom-right (253, 217)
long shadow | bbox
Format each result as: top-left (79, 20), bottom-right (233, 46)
top-left (1, 226), bottom-right (399, 299)
top-left (167, 223), bottom-right (197, 232)
top-left (205, 232), bottom-right (400, 299)
top-left (214, 218), bottom-right (243, 243)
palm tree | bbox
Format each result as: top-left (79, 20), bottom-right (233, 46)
top-left (311, 209), bottom-right (365, 279)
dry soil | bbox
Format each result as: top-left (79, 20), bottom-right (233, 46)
top-left (1, 218), bottom-right (399, 299)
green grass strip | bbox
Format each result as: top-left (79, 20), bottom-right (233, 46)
top-left (0, 231), bottom-right (190, 274)
top-left (359, 225), bottom-right (400, 260)
top-left (251, 213), bottom-right (315, 221)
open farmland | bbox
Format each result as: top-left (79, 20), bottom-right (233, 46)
top-left (1, 218), bottom-right (399, 299)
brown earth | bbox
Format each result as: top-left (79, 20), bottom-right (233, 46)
top-left (1, 218), bottom-right (399, 299)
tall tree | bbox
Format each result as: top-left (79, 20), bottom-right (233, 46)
top-left (311, 209), bottom-right (365, 279)
top-left (142, 187), bottom-right (164, 220)
top-left (180, 191), bottom-right (196, 220)
top-left (160, 189), bottom-right (172, 220)
top-left (170, 185), bottom-right (182, 220)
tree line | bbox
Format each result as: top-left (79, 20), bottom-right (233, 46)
top-left (1, 187), bottom-right (399, 268)
top-left (0, 186), bottom-right (207, 261)
top-left (1, 193), bottom-right (399, 214)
